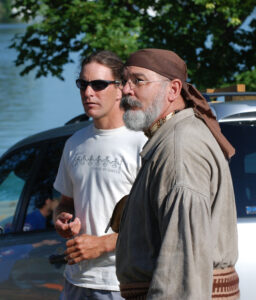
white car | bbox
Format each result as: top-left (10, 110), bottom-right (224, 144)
top-left (1, 97), bottom-right (256, 299)
top-left (209, 94), bottom-right (256, 300)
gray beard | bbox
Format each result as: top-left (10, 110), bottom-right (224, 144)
top-left (121, 94), bottom-right (164, 131)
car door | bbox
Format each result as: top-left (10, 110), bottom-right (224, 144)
top-left (221, 121), bottom-right (256, 300)
top-left (0, 138), bottom-right (68, 300)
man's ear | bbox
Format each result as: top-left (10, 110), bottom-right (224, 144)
top-left (167, 79), bottom-right (183, 103)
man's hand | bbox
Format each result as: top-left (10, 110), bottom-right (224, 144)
top-left (55, 212), bottom-right (81, 239)
top-left (65, 233), bottom-right (118, 265)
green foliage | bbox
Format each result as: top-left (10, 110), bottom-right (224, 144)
top-left (0, 0), bottom-right (12, 22)
top-left (9, 0), bottom-right (256, 90)
top-left (234, 68), bottom-right (256, 91)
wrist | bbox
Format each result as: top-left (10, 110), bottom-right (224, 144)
top-left (100, 233), bottom-right (118, 253)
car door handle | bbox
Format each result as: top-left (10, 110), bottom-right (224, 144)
top-left (49, 253), bottom-right (67, 266)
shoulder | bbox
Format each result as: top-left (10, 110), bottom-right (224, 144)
top-left (175, 111), bottom-right (224, 161)
top-left (25, 210), bottom-right (38, 221)
top-left (160, 109), bottom-right (222, 158)
top-left (23, 209), bottom-right (45, 231)
top-left (64, 123), bottom-right (93, 150)
top-left (120, 127), bottom-right (148, 146)
top-left (68, 123), bottom-right (93, 142)
top-left (175, 110), bottom-right (210, 140)
top-left (153, 110), bottom-right (227, 191)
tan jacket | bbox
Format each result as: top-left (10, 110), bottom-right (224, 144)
top-left (116, 108), bottom-right (238, 300)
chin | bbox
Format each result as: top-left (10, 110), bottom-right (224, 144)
top-left (84, 108), bottom-right (97, 118)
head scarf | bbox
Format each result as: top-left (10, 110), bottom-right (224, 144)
top-left (125, 48), bottom-right (235, 159)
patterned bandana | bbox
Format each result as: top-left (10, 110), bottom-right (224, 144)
top-left (144, 112), bottom-right (175, 138)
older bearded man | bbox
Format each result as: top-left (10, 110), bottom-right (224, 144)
top-left (115, 49), bottom-right (239, 300)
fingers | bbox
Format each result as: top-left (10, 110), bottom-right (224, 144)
top-left (66, 255), bottom-right (81, 265)
top-left (65, 248), bottom-right (88, 265)
top-left (55, 220), bottom-right (73, 238)
top-left (56, 212), bottom-right (73, 224)
top-left (65, 235), bottom-right (87, 264)
top-left (55, 213), bottom-right (73, 233)
top-left (64, 242), bottom-right (83, 265)
top-left (64, 234), bottom-right (103, 263)
top-left (69, 217), bottom-right (81, 236)
top-left (55, 215), bottom-right (81, 239)
top-left (55, 219), bottom-right (69, 231)
top-left (65, 235), bottom-right (82, 256)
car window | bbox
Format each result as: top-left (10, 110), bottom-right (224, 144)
top-left (23, 139), bottom-right (65, 232)
top-left (221, 122), bottom-right (256, 218)
top-left (0, 148), bottom-right (38, 233)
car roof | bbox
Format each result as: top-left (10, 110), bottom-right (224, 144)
top-left (1, 119), bottom-right (91, 160)
top-left (209, 100), bottom-right (256, 122)
top-left (2, 94), bottom-right (256, 158)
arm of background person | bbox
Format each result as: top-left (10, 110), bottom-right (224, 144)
top-left (54, 194), bottom-right (81, 239)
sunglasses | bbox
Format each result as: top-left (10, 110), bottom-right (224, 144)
top-left (76, 79), bottom-right (121, 92)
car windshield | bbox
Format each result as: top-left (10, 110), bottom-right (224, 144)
top-left (0, 148), bottom-right (39, 232)
top-left (221, 122), bottom-right (256, 218)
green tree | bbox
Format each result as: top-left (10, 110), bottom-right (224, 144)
top-left (0, 0), bottom-right (12, 22)
top-left (234, 68), bottom-right (256, 91)
top-left (10, 0), bottom-right (256, 90)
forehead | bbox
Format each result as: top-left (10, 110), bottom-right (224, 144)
top-left (81, 62), bottom-right (114, 79)
top-left (125, 66), bottom-right (161, 79)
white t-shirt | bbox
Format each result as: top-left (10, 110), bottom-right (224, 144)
top-left (54, 124), bottom-right (147, 290)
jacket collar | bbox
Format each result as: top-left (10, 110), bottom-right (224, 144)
top-left (141, 108), bottom-right (195, 162)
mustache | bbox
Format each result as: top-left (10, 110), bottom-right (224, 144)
top-left (120, 96), bottom-right (142, 111)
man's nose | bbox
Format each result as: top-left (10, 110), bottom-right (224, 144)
top-left (123, 81), bottom-right (134, 96)
top-left (82, 84), bottom-right (94, 97)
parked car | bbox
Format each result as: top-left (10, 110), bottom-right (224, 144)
top-left (208, 93), bottom-right (256, 122)
top-left (0, 114), bottom-right (90, 300)
top-left (208, 93), bottom-right (256, 300)
top-left (1, 94), bottom-right (256, 299)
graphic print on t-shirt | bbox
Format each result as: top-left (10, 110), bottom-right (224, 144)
top-left (72, 154), bottom-right (122, 174)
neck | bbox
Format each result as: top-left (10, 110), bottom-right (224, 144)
top-left (144, 111), bottom-right (175, 138)
top-left (93, 101), bottom-right (125, 129)
top-left (150, 112), bottom-right (171, 129)
top-left (93, 115), bottom-right (124, 130)
top-left (148, 95), bottom-right (186, 130)
top-left (39, 207), bottom-right (49, 218)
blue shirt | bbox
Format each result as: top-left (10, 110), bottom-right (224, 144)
top-left (23, 209), bottom-right (46, 231)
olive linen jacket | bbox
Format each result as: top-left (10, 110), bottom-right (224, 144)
top-left (116, 108), bottom-right (238, 300)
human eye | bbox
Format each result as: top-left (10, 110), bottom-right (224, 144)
top-left (134, 78), bottom-right (144, 85)
top-left (122, 79), bottom-right (128, 86)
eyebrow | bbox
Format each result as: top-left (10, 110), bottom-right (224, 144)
top-left (128, 72), bottom-right (148, 79)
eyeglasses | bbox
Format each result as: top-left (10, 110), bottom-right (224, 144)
top-left (76, 79), bottom-right (121, 92)
top-left (123, 78), bottom-right (169, 89)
